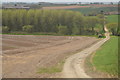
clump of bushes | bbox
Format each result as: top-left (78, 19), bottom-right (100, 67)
top-left (2, 26), bottom-right (9, 33)
top-left (22, 25), bottom-right (34, 33)
top-left (106, 23), bottom-right (118, 36)
top-left (57, 25), bottom-right (68, 35)
top-left (72, 26), bottom-right (80, 35)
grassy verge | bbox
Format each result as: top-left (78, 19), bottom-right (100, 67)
top-left (85, 36), bottom-right (118, 77)
top-left (2, 32), bottom-right (98, 37)
top-left (2, 32), bottom-right (57, 35)
top-left (93, 36), bottom-right (118, 76)
top-left (37, 61), bottom-right (65, 74)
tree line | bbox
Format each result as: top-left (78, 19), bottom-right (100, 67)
top-left (2, 9), bottom-right (104, 35)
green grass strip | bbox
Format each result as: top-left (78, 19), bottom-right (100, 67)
top-left (93, 36), bottom-right (118, 76)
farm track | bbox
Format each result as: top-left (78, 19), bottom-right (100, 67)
top-left (2, 35), bottom-right (99, 78)
top-left (62, 27), bottom-right (110, 78)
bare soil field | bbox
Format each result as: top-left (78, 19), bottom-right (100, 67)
top-left (42, 4), bottom-right (117, 10)
top-left (2, 35), bottom-right (99, 78)
top-left (42, 5), bottom-right (90, 9)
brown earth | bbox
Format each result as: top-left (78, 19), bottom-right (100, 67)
top-left (42, 5), bottom-right (90, 9)
top-left (42, 4), bottom-right (117, 10)
top-left (2, 35), bottom-right (99, 78)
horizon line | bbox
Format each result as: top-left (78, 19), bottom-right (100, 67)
top-left (2, 1), bottom-right (119, 3)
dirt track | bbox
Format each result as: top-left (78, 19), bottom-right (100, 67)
top-left (2, 35), bottom-right (99, 78)
top-left (62, 27), bottom-right (110, 78)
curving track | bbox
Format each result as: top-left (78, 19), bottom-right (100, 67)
top-left (62, 27), bottom-right (110, 78)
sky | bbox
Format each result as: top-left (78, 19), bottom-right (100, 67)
top-left (2, 0), bottom-right (119, 3)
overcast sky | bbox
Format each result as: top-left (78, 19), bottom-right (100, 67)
top-left (2, 0), bottom-right (119, 2)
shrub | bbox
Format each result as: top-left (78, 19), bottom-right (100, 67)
top-left (72, 26), bottom-right (80, 35)
top-left (57, 25), bottom-right (68, 35)
top-left (2, 26), bottom-right (9, 33)
top-left (117, 30), bottom-right (120, 36)
top-left (106, 23), bottom-right (118, 35)
top-left (22, 25), bottom-right (34, 33)
top-left (94, 24), bottom-right (103, 34)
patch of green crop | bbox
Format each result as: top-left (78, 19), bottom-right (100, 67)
top-left (37, 61), bottom-right (65, 74)
top-left (107, 15), bottom-right (118, 23)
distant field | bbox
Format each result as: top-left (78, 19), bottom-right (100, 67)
top-left (89, 4), bottom-right (117, 7)
top-left (93, 36), bottom-right (118, 75)
top-left (42, 4), bottom-right (118, 15)
top-left (42, 5), bottom-right (90, 9)
top-left (69, 7), bottom-right (118, 15)
top-left (107, 15), bottom-right (118, 23)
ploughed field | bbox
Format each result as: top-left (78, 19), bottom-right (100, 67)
top-left (42, 5), bottom-right (90, 9)
top-left (42, 4), bottom-right (117, 10)
top-left (2, 35), bottom-right (99, 78)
